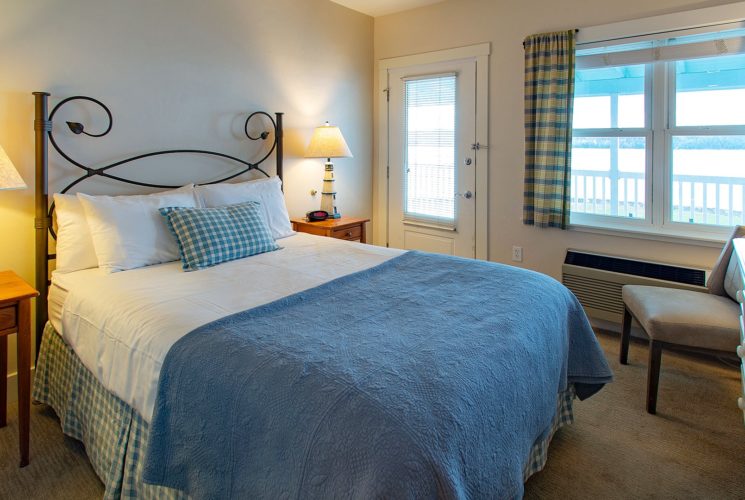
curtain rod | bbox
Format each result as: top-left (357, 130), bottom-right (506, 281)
top-left (523, 29), bottom-right (579, 48)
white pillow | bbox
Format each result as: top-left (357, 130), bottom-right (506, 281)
top-left (195, 176), bottom-right (294, 239)
top-left (78, 188), bottom-right (198, 273)
top-left (53, 193), bottom-right (99, 274)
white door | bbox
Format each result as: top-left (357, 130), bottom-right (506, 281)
top-left (387, 59), bottom-right (477, 257)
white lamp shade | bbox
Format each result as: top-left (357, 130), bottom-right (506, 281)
top-left (0, 145), bottom-right (26, 190)
top-left (305, 123), bottom-right (353, 159)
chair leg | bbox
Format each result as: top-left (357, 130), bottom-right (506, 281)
top-left (646, 340), bottom-right (663, 415)
top-left (620, 307), bottom-right (632, 365)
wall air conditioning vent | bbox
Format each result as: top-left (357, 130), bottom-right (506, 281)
top-left (564, 250), bottom-right (706, 286)
top-left (562, 250), bottom-right (708, 322)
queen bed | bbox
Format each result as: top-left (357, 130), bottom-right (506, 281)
top-left (30, 92), bottom-right (612, 499)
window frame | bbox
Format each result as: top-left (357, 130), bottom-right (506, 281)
top-left (570, 63), bottom-right (654, 229)
top-left (662, 60), bottom-right (745, 235)
top-left (402, 72), bottom-right (459, 226)
top-left (570, 5), bottom-right (745, 242)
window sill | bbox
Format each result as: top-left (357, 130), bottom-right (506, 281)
top-left (569, 222), bottom-right (727, 248)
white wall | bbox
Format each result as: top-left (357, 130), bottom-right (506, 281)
top-left (374, 0), bottom-right (740, 278)
top-left (0, 0), bottom-right (372, 395)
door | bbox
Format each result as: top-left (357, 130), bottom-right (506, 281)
top-left (387, 59), bottom-right (477, 257)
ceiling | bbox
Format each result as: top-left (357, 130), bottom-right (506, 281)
top-left (329, 0), bottom-right (446, 17)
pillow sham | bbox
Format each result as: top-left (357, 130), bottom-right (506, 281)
top-left (195, 176), bottom-right (294, 240)
top-left (78, 188), bottom-right (198, 273)
top-left (53, 185), bottom-right (195, 274)
top-left (160, 201), bottom-right (279, 271)
top-left (53, 193), bottom-right (100, 274)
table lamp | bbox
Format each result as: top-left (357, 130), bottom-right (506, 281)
top-left (305, 121), bottom-right (352, 219)
top-left (0, 145), bottom-right (26, 191)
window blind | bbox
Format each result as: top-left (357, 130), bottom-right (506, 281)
top-left (404, 74), bottom-right (457, 222)
top-left (577, 25), bottom-right (745, 69)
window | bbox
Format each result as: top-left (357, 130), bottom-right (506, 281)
top-left (571, 23), bottom-right (745, 237)
top-left (572, 64), bottom-right (648, 220)
top-left (404, 74), bottom-right (457, 223)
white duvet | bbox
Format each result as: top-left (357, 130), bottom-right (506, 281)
top-left (51, 233), bottom-right (403, 422)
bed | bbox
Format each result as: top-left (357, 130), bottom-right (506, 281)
top-left (30, 92), bottom-right (612, 499)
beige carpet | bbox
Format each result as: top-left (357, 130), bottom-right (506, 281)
top-left (525, 331), bottom-right (745, 499)
top-left (0, 331), bottom-right (743, 499)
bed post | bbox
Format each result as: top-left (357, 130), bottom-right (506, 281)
top-left (275, 112), bottom-right (283, 185)
top-left (33, 92), bottom-right (50, 361)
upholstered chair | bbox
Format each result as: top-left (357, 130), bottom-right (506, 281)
top-left (620, 226), bottom-right (745, 414)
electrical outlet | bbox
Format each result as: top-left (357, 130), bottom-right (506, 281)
top-left (512, 246), bottom-right (523, 262)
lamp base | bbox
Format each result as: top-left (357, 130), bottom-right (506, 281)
top-left (320, 160), bottom-right (340, 219)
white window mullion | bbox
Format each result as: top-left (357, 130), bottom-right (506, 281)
top-left (645, 62), bottom-right (657, 226)
top-left (657, 60), bottom-right (672, 228)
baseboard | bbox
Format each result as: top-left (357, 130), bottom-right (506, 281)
top-left (4, 367), bottom-right (36, 406)
top-left (590, 316), bottom-right (647, 339)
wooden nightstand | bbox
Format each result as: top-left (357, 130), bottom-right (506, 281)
top-left (0, 271), bottom-right (39, 467)
top-left (291, 217), bottom-right (369, 243)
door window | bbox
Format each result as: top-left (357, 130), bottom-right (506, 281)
top-left (404, 74), bottom-right (457, 223)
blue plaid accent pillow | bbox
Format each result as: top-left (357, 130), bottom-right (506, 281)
top-left (160, 201), bottom-right (279, 271)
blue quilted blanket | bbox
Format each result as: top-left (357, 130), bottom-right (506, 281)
top-left (143, 251), bottom-right (612, 499)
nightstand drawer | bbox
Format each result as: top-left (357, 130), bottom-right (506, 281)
top-left (291, 217), bottom-right (369, 244)
top-left (332, 225), bottom-right (362, 240)
top-left (0, 305), bottom-right (16, 331)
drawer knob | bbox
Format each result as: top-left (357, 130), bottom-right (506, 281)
top-left (346, 231), bottom-right (353, 237)
top-left (739, 397), bottom-right (745, 411)
top-left (738, 345), bottom-right (745, 358)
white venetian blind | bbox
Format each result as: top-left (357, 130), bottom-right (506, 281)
top-left (404, 73), bottom-right (457, 222)
top-left (577, 25), bottom-right (745, 69)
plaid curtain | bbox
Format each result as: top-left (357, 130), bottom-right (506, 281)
top-left (523, 30), bottom-right (576, 229)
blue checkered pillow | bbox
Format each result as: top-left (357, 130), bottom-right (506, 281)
top-left (160, 201), bottom-right (279, 271)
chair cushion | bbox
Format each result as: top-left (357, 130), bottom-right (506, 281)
top-left (723, 253), bottom-right (744, 303)
top-left (622, 285), bottom-right (740, 352)
top-left (707, 225), bottom-right (745, 296)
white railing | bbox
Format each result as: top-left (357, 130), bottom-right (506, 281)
top-left (571, 170), bottom-right (645, 219)
top-left (571, 170), bottom-right (745, 225)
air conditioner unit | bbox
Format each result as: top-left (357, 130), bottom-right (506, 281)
top-left (561, 249), bottom-right (708, 323)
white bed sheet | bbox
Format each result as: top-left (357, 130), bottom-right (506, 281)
top-left (48, 282), bottom-right (67, 333)
top-left (51, 233), bottom-right (403, 422)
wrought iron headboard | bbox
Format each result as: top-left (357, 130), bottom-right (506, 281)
top-left (32, 91), bottom-right (284, 357)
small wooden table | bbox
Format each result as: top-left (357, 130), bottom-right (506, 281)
top-left (0, 271), bottom-right (39, 467)
top-left (291, 217), bottom-right (369, 243)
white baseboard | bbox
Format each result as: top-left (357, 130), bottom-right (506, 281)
top-left (4, 368), bottom-right (36, 406)
top-left (590, 317), bottom-right (647, 339)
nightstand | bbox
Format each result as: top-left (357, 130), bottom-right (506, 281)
top-left (291, 217), bottom-right (370, 243)
top-left (0, 271), bottom-right (39, 467)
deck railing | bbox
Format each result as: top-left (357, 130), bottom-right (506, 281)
top-left (571, 169), bottom-right (745, 225)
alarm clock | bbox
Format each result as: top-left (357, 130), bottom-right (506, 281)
top-left (306, 210), bottom-right (329, 221)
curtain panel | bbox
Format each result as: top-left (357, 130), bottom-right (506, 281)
top-left (523, 30), bottom-right (576, 229)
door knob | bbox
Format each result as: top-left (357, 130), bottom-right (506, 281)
top-left (457, 191), bottom-right (473, 199)
top-left (464, 158), bottom-right (472, 166)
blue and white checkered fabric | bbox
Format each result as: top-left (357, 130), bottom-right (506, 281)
top-left (161, 201), bottom-right (279, 271)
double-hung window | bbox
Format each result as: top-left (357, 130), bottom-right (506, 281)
top-left (571, 22), bottom-right (745, 239)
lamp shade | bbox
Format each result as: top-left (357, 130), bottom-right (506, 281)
top-left (0, 145), bottom-right (25, 190)
top-left (305, 122), bottom-right (353, 159)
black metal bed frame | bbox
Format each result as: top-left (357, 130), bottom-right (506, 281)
top-left (32, 91), bottom-right (284, 358)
